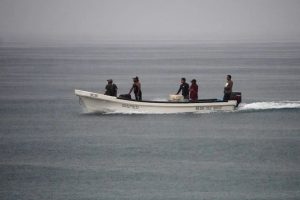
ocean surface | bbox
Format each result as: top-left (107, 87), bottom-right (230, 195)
top-left (0, 41), bottom-right (300, 200)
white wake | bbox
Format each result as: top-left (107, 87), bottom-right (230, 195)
top-left (238, 101), bottom-right (300, 111)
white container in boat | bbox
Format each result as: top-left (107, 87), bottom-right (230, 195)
top-left (169, 94), bottom-right (184, 102)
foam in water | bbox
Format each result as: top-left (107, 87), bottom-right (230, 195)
top-left (238, 101), bottom-right (300, 111)
top-left (81, 101), bottom-right (300, 115)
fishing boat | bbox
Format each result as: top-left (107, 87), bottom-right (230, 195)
top-left (75, 89), bottom-right (241, 114)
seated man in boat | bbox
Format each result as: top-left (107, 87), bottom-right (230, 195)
top-left (129, 76), bottom-right (142, 101)
top-left (104, 79), bottom-right (118, 97)
top-left (189, 79), bottom-right (198, 101)
top-left (223, 75), bottom-right (233, 101)
top-left (176, 77), bottom-right (189, 100)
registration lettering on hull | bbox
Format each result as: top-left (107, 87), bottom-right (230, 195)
top-left (122, 104), bottom-right (139, 109)
top-left (196, 106), bottom-right (222, 110)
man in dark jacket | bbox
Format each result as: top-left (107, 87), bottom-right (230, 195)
top-left (176, 77), bottom-right (189, 100)
top-left (105, 79), bottom-right (118, 97)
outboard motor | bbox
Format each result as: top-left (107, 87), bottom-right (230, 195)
top-left (230, 92), bottom-right (242, 106)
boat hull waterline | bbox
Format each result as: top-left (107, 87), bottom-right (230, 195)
top-left (75, 90), bottom-right (238, 114)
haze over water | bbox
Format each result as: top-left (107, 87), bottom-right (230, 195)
top-left (1, 0), bottom-right (300, 199)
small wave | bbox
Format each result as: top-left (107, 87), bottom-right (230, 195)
top-left (238, 101), bottom-right (300, 111)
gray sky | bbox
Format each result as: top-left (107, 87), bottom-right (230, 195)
top-left (1, 0), bottom-right (300, 42)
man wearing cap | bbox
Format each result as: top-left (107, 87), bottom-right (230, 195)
top-left (104, 79), bottom-right (118, 97)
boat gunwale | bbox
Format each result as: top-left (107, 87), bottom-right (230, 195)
top-left (75, 89), bottom-right (237, 106)
top-left (116, 97), bottom-right (222, 104)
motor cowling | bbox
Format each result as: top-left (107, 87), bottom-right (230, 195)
top-left (230, 92), bottom-right (242, 106)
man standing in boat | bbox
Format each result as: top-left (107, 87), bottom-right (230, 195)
top-left (176, 77), bottom-right (189, 100)
top-left (189, 79), bottom-right (198, 101)
top-left (104, 79), bottom-right (118, 97)
top-left (129, 76), bottom-right (142, 101)
top-left (223, 75), bottom-right (233, 101)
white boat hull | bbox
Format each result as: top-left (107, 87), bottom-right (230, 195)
top-left (75, 90), bottom-right (238, 114)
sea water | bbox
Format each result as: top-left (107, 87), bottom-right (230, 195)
top-left (0, 41), bottom-right (300, 200)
